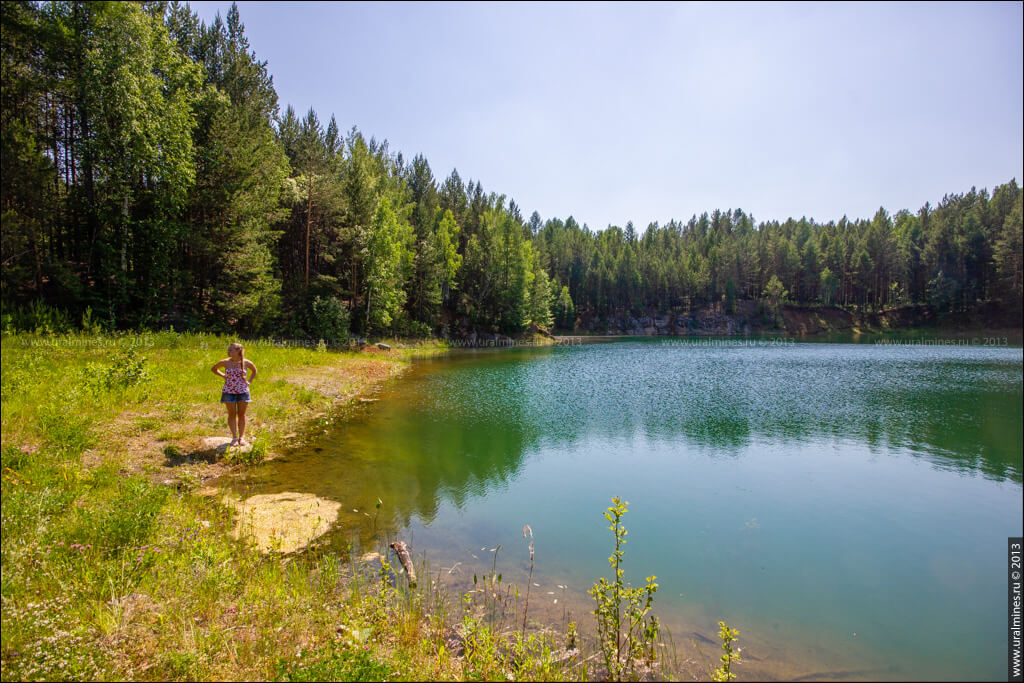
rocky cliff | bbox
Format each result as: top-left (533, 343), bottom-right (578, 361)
top-left (565, 301), bottom-right (1015, 337)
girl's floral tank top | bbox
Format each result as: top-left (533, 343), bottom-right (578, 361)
top-left (223, 364), bottom-right (249, 393)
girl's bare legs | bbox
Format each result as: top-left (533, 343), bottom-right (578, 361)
top-left (226, 403), bottom-right (238, 444)
top-left (237, 402), bottom-right (248, 445)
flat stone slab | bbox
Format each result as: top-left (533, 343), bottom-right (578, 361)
top-left (225, 491), bottom-right (341, 554)
top-left (200, 436), bottom-right (253, 454)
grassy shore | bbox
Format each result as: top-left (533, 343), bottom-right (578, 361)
top-left (3, 331), bottom-right (677, 682)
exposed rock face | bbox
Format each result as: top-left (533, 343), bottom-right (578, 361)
top-left (595, 307), bottom-right (753, 336)
top-left (781, 305), bottom-right (856, 335)
top-left (567, 300), bottom-right (869, 336)
top-left (569, 301), bottom-right (965, 337)
top-left (672, 306), bottom-right (755, 336)
top-left (461, 301), bottom-right (956, 340)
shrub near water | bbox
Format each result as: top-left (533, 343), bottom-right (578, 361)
top-left (589, 496), bottom-right (660, 682)
top-left (711, 621), bottom-right (742, 682)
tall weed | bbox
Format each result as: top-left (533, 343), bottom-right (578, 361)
top-left (589, 496), bottom-right (659, 681)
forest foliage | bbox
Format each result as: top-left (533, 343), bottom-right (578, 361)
top-left (2, 1), bottom-right (1021, 339)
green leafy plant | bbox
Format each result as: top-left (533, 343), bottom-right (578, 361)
top-left (223, 435), bottom-right (267, 466)
top-left (80, 306), bottom-right (105, 334)
top-left (588, 496), bottom-right (659, 681)
top-left (83, 343), bottom-right (151, 395)
top-left (710, 621), bottom-right (741, 682)
top-left (104, 344), bottom-right (151, 388)
top-left (309, 296), bottom-right (350, 344)
top-left (38, 405), bottom-right (95, 459)
top-left (247, 435), bottom-right (268, 463)
top-left (1, 444), bottom-right (34, 471)
top-left (460, 607), bottom-right (506, 682)
top-left (9, 300), bottom-right (75, 334)
top-left (70, 476), bottom-right (169, 550)
top-left (274, 646), bottom-right (388, 682)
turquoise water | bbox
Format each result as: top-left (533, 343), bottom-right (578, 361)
top-left (231, 340), bottom-right (1023, 680)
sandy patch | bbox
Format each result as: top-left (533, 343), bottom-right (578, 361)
top-left (225, 491), bottom-right (341, 554)
top-left (284, 357), bottom-right (400, 400)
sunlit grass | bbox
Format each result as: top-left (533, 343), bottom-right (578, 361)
top-left (1, 331), bottom-right (675, 681)
top-left (0, 331), bottom-right (606, 681)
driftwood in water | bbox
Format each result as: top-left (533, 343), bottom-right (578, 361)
top-left (389, 541), bottom-right (417, 586)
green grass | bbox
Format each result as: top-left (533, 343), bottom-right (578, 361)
top-left (0, 332), bottom-right (565, 681)
top-left (1, 331), bottom-right (691, 681)
top-left (275, 647), bottom-right (391, 682)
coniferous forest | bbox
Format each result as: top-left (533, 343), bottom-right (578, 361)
top-left (3, 1), bottom-right (1022, 339)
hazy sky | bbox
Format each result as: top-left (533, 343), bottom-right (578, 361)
top-left (187, 1), bottom-right (1023, 230)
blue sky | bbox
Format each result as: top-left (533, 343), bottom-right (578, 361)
top-left (187, 1), bottom-right (1023, 230)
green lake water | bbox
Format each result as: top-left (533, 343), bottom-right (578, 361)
top-left (228, 339), bottom-right (1023, 680)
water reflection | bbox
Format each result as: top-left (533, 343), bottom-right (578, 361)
top-left (231, 354), bottom-right (544, 547)
top-left (222, 341), bottom-right (1021, 681)
top-left (409, 344), bottom-right (1022, 482)
top-left (231, 342), bottom-right (1021, 550)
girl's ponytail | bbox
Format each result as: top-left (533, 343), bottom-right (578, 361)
top-left (239, 345), bottom-right (246, 383)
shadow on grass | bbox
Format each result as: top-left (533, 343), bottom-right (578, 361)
top-left (162, 437), bottom-right (246, 467)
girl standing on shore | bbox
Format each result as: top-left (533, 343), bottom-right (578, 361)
top-left (211, 342), bottom-right (257, 446)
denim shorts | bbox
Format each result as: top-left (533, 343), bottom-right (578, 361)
top-left (221, 391), bottom-right (251, 403)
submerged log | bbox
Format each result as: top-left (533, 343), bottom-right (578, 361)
top-left (389, 541), bottom-right (417, 586)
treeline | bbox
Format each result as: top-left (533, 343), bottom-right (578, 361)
top-left (536, 188), bottom-right (1023, 325)
top-left (2, 2), bottom-right (1021, 339)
